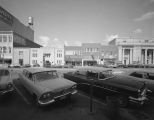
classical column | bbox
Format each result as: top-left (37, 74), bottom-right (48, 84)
top-left (118, 46), bottom-right (122, 62)
top-left (145, 49), bottom-right (147, 64)
top-left (122, 48), bottom-right (125, 64)
top-left (153, 50), bottom-right (154, 64)
top-left (130, 49), bottom-right (132, 64)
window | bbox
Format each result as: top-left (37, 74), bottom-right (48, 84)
top-left (0, 47), bottom-right (2, 53)
top-left (9, 47), bottom-right (12, 53)
top-left (130, 72), bottom-right (142, 78)
top-left (8, 35), bottom-right (12, 42)
top-left (3, 35), bottom-right (7, 42)
top-left (32, 60), bottom-right (37, 64)
top-left (3, 46), bottom-right (7, 53)
top-left (32, 53), bottom-right (37, 57)
top-left (19, 51), bottom-right (23, 55)
top-left (0, 35), bottom-right (2, 42)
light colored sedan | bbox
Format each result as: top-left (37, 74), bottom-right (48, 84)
top-left (19, 68), bottom-right (77, 106)
top-left (0, 68), bottom-right (14, 95)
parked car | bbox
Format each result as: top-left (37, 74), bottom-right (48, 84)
top-left (63, 64), bottom-right (74, 68)
top-left (23, 64), bottom-right (31, 68)
top-left (0, 68), bottom-right (14, 95)
top-left (18, 68), bottom-right (77, 106)
top-left (44, 63), bottom-right (51, 68)
top-left (33, 63), bottom-right (40, 67)
top-left (124, 70), bottom-right (154, 95)
top-left (9, 63), bottom-right (21, 68)
top-left (63, 67), bottom-right (150, 107)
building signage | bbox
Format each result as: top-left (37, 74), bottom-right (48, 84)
top-left (0, 6), bottom-right (13, 25)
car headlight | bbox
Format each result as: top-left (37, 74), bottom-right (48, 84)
top-left (43, 94), bottom-right (47, 98)
top-left (42, 92), bottom-right (53, 99)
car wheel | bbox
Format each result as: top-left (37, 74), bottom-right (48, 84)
top-left (117, 95), bottom-right (128, 107)
top-left (33, 94), bottom-right (40, 107)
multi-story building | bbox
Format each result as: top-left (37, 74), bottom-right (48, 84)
top-left (111, 37), bottom-right (154, 65)
top-left (42, 47), bottom-right (64, 66)
top-left (65, 46), bottom-right (82, 66)
top-left (0, 6), bottom-right (41, 65)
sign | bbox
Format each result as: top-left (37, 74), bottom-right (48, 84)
top-left (0, 6), bottom-right (13, 25)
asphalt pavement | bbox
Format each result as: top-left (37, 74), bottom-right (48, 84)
top-left (1, 67), bottom-right (154, 120)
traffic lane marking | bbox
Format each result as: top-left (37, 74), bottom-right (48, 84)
top-left (12, 79), bottom-right (31, 105)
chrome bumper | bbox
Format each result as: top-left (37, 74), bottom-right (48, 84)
top-left (0, 88), bottom-right (14, 95)
top-left (38, 90), bottom-right (77, 106)
top-left (129, 96), bottom-right (148, 105)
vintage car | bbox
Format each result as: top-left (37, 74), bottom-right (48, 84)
top-left (0, 68), bottom-right (14, 95)
top-left (19, 68), bottom-right (77, 106)
top-left (63, 67), bottom-right (150, 107)
top-left (112, 69), bottom-right (154, 95)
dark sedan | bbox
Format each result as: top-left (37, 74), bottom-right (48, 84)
top-left (112, 69), bottom-right (154, 96)
top-left (64, 68), bottom-right (150, 107)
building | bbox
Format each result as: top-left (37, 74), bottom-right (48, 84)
top-left (112, 38), bottom-right (154, 65)
top-left (65, 46), bottom-right (82, 66)
top-left (0, 6), bottom-right (41, 65)
top-left (42, 47), bottom-right (64, 66)
top-left (65, 43), bottom-right (118, 66)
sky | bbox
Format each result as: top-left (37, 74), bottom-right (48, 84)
top-left (0, 0), bottom-right (154, 46)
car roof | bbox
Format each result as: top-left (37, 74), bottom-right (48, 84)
top-left (77, 66), bottom-right (112, 73)
top-left (23, 68), bottom-right (57, 74)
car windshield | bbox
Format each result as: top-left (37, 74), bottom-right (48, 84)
top-left (34, 71), bottom-right (58, 82)
top-left (99, 70), bottom-right (114, 79)
top-left (0, 69), bottom-right (9, 76)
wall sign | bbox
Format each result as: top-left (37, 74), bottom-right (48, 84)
top-left (0, 6), bottom-right (13, 25)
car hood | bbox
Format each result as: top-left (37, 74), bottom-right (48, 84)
top-left (36, 77), bottom-right (76, 93)
top-left (104, 75), bottom-right (145, 90)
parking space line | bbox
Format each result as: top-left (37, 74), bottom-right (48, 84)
top-left (12, 80), bottom-right (30, 105)
top-left (77, 92), bottom-right (106, 106)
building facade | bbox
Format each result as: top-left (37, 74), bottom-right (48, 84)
top-left (43, 47), bottom-right (64, 66)
top-left (115, 38), bottom-right (154, 65)
top-left (0, 6), bottom-right (41, 65)
top-left (65, 43), bottom-right (118, 66)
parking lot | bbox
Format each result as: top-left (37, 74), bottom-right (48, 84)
top-left (1, 67), bottom-right (154, 120)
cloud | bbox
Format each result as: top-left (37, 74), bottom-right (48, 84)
top-left (64, 40), bottom-right (81, 46)
top-left (103, 34), bottom-right (118, 45)
top-left (36, 36), bottom-right (50, 47)
top-left (133, 28), bottom-right (142, 34)
top-left (135, 11), bottom-right (154, 21)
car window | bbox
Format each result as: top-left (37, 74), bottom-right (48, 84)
top-left (148, 73), bottom-right (154, 80)
top-left (99, 70), bottom-right (113, 80)
top-left (130, 72), bottom-right (143, 78)
top-left (34, 71), bottom-right (58, 82)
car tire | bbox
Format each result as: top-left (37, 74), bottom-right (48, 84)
top-left (33, 94), bottom-right (40, 107)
